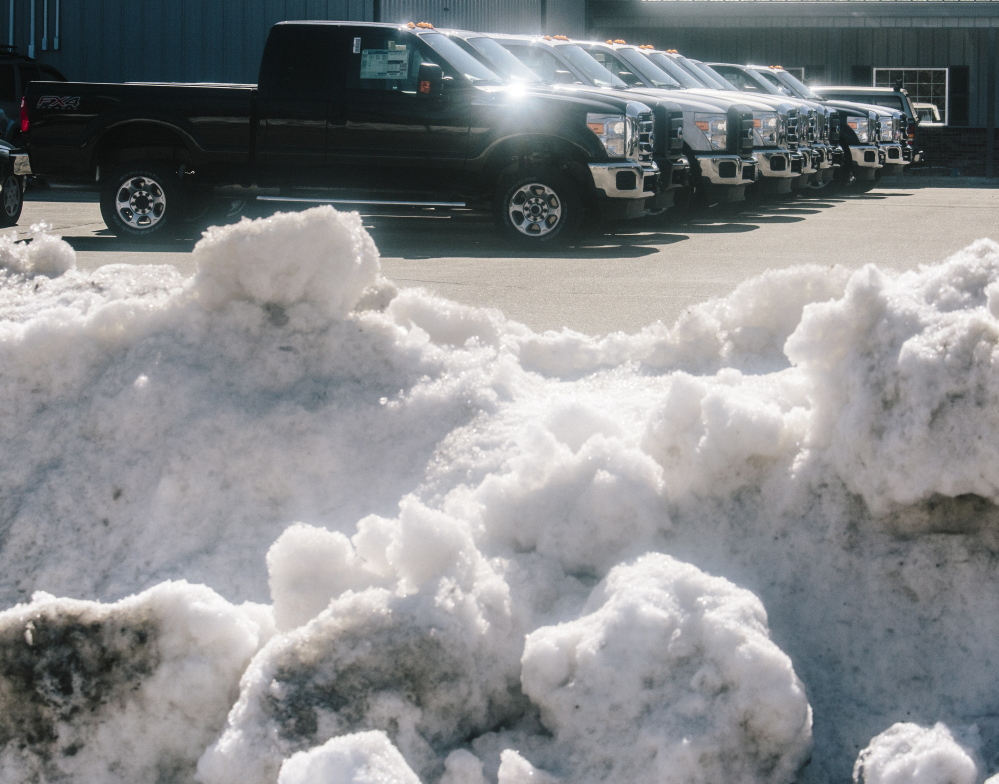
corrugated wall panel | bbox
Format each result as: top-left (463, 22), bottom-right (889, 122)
top-left (378, 0), bottom-right (545, 34)
top-left (6, 0), bottom-right (995, 126)
top-left (4, 0), bottom-right (375, 84)
top-left (601, 20), bottom-right (994, 125)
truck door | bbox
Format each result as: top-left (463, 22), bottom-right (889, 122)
top-left (256, 23), bottom-right (337, 185)
top-left (326, 28), bottom-right (472, 192)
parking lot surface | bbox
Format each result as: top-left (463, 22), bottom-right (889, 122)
top-left (16, 176), bottom-right (999, 335)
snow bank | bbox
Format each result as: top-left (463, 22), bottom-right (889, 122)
top-left (1, 211), bottom-right (999, 784)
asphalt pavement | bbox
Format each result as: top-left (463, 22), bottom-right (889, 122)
top-left (16, 176), bottom-right (999, 336)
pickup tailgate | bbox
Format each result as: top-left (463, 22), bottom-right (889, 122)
top-left (23, 81), bottom-right (257, 179)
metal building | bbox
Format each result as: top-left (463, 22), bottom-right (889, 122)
top-left (1, 0), bottom-right (581, 84)
top-left (590, 0), bottom-right (999, 128)
top-left (5, 0), bottom-right (998, 168)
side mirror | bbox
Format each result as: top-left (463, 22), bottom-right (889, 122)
top-left (417, 62), bottom-right (443, 98)
top-left (552, 69), bottom-right (575, 84)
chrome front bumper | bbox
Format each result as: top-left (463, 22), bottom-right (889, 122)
top-left (696, 153), bottom-right (746, 186)
top-left (881, 143), bottom-right (908, 165)
top-left (799, 148), bottom-right (818, 175)
top-left (588, 161), bottom-right (659, 200)
top-left (850, 145), bottom-right (883, 169)
top-left (812, 144), bottom-right (836, 169)
top-left (757, 149), bottom-right (798, 179)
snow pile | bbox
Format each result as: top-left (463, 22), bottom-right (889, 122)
top-left (788, 240), bottom-right (999, 513)
top-left (0, 210), bottom-right (998, 784)
top-left (520, 554), bottom-right (812, 784)
top-left (200, 504), bottom-right (524, 784)
top-left (0, 222), bottom-right (75, 277)
top-left (190, 207), bottom-right (382, 318)
top-left (277, 732), bottom-right (422, 784)
top-left (854, 723), bottom-right (980, 784)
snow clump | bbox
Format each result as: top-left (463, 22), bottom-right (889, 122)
top-left (854, 723), bottom-right (981, 784)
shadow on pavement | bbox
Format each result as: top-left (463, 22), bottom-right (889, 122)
top-left (48, 185), bottom-right (868, 259)
top-left (64, 235), bottom-right (197, 253)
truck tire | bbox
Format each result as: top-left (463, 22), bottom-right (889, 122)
top-left (0, 172), bottom-right (23, 228)
top-left (100, 165), bottom-right (185, 240)
top-left (493, 167), bottom-right (582, 248)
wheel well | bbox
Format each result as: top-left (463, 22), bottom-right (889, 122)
top-left (92, 123), bottom-right (192, 171)
top-left (481, 136), bottom-right (589, 190)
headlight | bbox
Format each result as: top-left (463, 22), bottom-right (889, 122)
top-left (880, 117), bottom-right (895, 142)
top-left (753, 112), bottom-right (779, 146)
top-left (846, 117), bottom-right (870, 143)
top-left (694, 113), bottom-right (727, 151)
top-left (587, 113), bottom-right (633, 158)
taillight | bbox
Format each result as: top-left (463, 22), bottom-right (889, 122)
top-left (19, 97), bottom-right (28, 134)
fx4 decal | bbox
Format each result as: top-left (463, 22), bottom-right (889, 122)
top-left (37, 95), bottom-right (81, 110)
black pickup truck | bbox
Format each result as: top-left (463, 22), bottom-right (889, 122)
top-left (21, 21), bottom-right (661, 246)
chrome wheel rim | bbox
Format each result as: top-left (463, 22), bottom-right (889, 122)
top-left (507, 182), bottom-right (562, 237)
top-left (2, 176), bottom-right (19, 217)
top-left (115, 175), bottom-right (167, 230)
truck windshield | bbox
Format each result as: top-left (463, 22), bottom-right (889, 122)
top-left (420, 32), bottom-right (504, 85)
top-left (766, 69), bottom-right (820, 101)
top-left (465, 35), bottom-right (543, 85)
top-left (554, 44), bottom-right (628, 89)
top-left (743, 68), bottom-right (796, 97)
top-left (687, 60), bottom-right (740, 92)
top-left (615, 48), bottom-right (681, 89)
top-left (643, 52), bottom-right (704, 89)
top-left (673, 57), bottom-right (729, 90)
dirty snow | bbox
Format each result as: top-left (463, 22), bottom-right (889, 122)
top-left (0, 207), bottom-right (998, 784)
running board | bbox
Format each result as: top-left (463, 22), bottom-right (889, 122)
top-left (256, 196), bottom-right (467, 208)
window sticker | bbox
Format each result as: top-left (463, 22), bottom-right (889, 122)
top-left (359, 47), bottom-right (410, 80)
top-left (352, 37), bottom-right (361, 54)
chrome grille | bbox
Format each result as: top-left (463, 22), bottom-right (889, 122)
top-left (637, 111), bottom-right (655, 163)
top-left (667, 108), bottom-right (683, 153)
top-left (740, 112), bottom-right (754, 156)
top-left (786, 108), bottom-right (800, 151)
top-left (726, 106), bottom-right (754, 157)
top-left (829, 114), bottom-right (841, 144)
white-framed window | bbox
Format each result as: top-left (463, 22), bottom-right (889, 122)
top-left (783, 67), bottom-right (805, 82)
top-left (874, 67), bottom-right (948, 125)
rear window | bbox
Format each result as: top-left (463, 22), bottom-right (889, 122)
top-left (17, 64), bottom-right (42, 92)
top-left (39, 65), bottom-right (65, 82)
top-left (261, 25), bottom-right (334, 97)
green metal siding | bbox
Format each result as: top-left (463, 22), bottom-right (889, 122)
top-left (5, 0), bottom-right (376, 84)
top-left (590, 1), bottom-right (999, 125)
